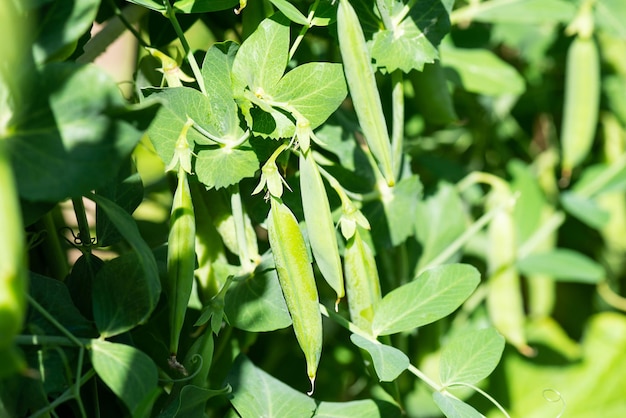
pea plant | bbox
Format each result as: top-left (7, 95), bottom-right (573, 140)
top-left (2, 0), bottom-right (626, 417)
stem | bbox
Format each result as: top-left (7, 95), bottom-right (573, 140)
top-left (72, 197), bottom-right (92, 251)
top-left (107, 0), bottom-right (148, 48)
top-left (15, 334), bottom-right (92, 347)
top-left (164, 0), bottom-right (206, 95)
top-left (29, 369), bottom-right (96, 418)
top-left (574, 152), bottom-right (626, 198)
top-left (27, 295), bottom-right (85, 348)
top-left (375, 0), bottom-right (395, 30)
top-left (447, 382), bottom-right (512, 418)
top-left (517, 211), bottom-right (566, 259)
top-left (391, 70), bottom-right (404, 180)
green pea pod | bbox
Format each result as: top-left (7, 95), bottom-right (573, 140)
top-left (486, 191), bottom-right (533, 356)
top-left (167, 166), bottom-right (196, 359)
top-left (268, 196), bottom-right (323, 395)
top-left (560, 35), bottom-right (600, 180)
top-left (0, 142), bottom-right (27, 352)
top-left (344, 228), bottom-right (382, 333)
top-left (337, 0), bottom-right (395, 186)
top-left (410, 60), bottom-right (457, 125)
top-left (299, 150), bottom-right (345, 305)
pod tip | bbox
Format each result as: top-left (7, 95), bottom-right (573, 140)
top-left (307, 376), bottom-right (316, 396)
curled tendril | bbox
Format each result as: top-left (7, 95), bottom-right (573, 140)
top-left (159, 354), bottom-right (205, 384)
top-left (543, 389), bottom-right (566, 418)
top-left (60, 227), bottom-right (97, 248)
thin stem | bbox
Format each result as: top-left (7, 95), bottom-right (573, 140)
top-left (106, 0), bottom-right (149, 48)
top-left (230, 185), bottom-right (255, 273)
top-left (29, 369), bottom-right (96, 418)
top-left (447, 382), bottom-right (511, 418)
top-left (72, 197), bottom-right (93, 251)
top-left (391, 70), bottom-right (405, 180)
top-left (164, 0), bottom-right (206, 95)
top-left (517, 211), bottom-right (566, 259)
top-left (290, 25), bottom-right (310, 60)
top-left (15, 334), bottom-right (92, 347)
top-left (375, 0), bottom-right (395, 30)
top-left (27, 295), bottom-right (85, 348)
top-left (74, 348), bottom-right (88, 418)
top-left (574, 152), bottom-right (626, 198)
top-left (407, 364), bottom-right (442, 392)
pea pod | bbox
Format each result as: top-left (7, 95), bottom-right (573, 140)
top-left (337, 0), bottom-right (395, 186)
top-left (0, 142), bottom-right (27, 351)
top-left (299, 150), bottom-right (345, 305)
top-left (268, 195), bottom-right (323, 395)
top-left (560, 35), bottom-right (600, 180)
top-left (486, 189), bottom-right (533, 356)
top-left (344, 228), bottom-right (381, 333)
top-left (167, 165), bottom-right (196, 360)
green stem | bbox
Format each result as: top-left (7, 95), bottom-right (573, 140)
top-left (27, 295), bottom-right (85, 347)
top-left (517, 211), bottom-right (566, 259)
top-left (447, 382), bottom-right (512, 418)
top-left (391, 70), bottom-right (405, 180)
top-left (230, 185), bottom-right (254, 273)
top-left (15, 334), bottom-right (92, 347)
top-left (106, 0), bottom-right (149, 48)
top-left (375, 0), bottom-right (395, 30)
top-left (164, 0), bottom-right (206, 95)
top-left (29, 369), bottom-right (96, 418)
top-left (72, 197), bottom-right (92, 251)
top-left (574, 152), bottom-right (626, 198)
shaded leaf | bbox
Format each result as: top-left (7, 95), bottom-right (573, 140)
top-left (372, 264), bottom-right (480, 336)
top-left (91, 340), bottom-right (158, 416)
top-left (314, 399), bottom-right (402, 417)
top-left (432, 392), bottom-right (485, 418)
top-left (517, 249), bottom-right (605, 284)
top-left (158, 384), bottom-right (231, 418)
top-left (560, 192), bottom-right (610, 229)
top-left (194, 146), bottom-right (259, 190)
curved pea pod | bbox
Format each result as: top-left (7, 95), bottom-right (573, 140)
top-left (486, 191), bottom-right (533, 356)
top-left (167, 166), bottom-right (197, 359)
top-left (560, 35), bottom-right (600, 180)
top-left (299, 151), bottom-right (345, 305)
top-left (268, 196), bottom-right (323, 395)
top-left (0, 142), bottom-right (27, 352)
top-left (337, 0), bottom-right (395, 186)
top-left (410, 60), bottom-right (457, 125)
top-left (344, 228), bottom-right (382, 333)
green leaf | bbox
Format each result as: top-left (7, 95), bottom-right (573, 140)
top-left (372, 264), bottom-right (480, 336)
top-left (415, 182), bottom-right (466, 271)
top-left (349, 334), bottom-right (409, 381)
top-left (439, 327), bottom-right (505, 386)
top-left (508, 160), bottom-right (546, 245)
top-left (604, 75), bottom-right (626, 127)
top-left (268, 0), bottom-right (309, 25)
top-left (194, 146), bottom-right (259, 190)
top-left (173, 0), bottom-right (239, 13)
top-left (6, 63), bottom-right (158, 202)
top-left (89, 194), bottom-right (161, 337)
top-left (560, 192), bottom-right (610, 229)
top-left (224, 261), bottom-right (293, 332)
top-left (32, 0), bottom-right (100, 63)
top-left (270, 62), bottom-right (347, 129)
top-left (225, 354), bottom-right (317, 417)
top-left (441, 45), bottom-right (525, 96)
top-left (432, 392), bottom-right (485, 418)
top-left (314, 399), bottom-right (402, 417)
top-left (459, 0), bottom-right (575, 24)
top-left (572, 162), bottom-right (626, 196)
top-left (370, 0), bottom-right (450, 73)
top-left (231, 15), bottom-right (290, 96)
top-left (158, 385), bottom-right (231, 418)
top-left (125, 0), bottom-right (166, 13)
top-left (90, 340), bottom-right (158, 416)
top-left (517, 249), bottom-right (605, 284)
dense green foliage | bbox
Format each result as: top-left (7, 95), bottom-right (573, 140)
top-left (2, 0), bottom-right (626, 417)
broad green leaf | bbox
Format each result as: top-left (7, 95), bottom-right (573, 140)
top-left (65, 253), bottom-right (104, 321)
top-left (32, 0), bottom-right (100, 63)
top-left (349, 334), bottom-right (409, 381)
top-left (439, 327), bottom-right (505, 386)
top-left (370, 0), bottom-right (450, 73)
top-left (442, 45), bottom-right (525, 96)
top-left (270, 62), bottom-right (347, 129)
top-left (173, 0), bottom-right (238, 13)
top-left (269, 0), bottom-right (309, 25)
top-left (432, 392), bottom-right (485, 418)
top-left (231, 15), bottom-right (289, 96)
top-left (560, 192), bottom-right (610, 229)
top-left (89, 194), bottom-right (161, 336)
top-left (158, 385), bottom-right (231, 418)
top-left (365, 175), bottom-right (423, 248)
top-left (596, 0), bottom-right (626, 40)
top-left (455, 0), bottom-right (575, 24)
top-left (6, 63), bottom-right (158, 202)
top-left (415, 182), bottom-right (466, 271)
top-left (372, 264), bottom-right (480, 336)
top-left (315, 399), bottom-right (402, 417)
top-left (145, 86), bottom-right (236, 165)
top-left (224, 262), bottom-right (293, 332)
top-left (194, 146), bottom-right (259, 190)
top-left (90, 340), bottom-right (158, 416)
top-left (125, 0), bottom-right (166, 13)
top-left (604, 76), bottom-right (626, 127)
top-left (517, 249), bottom-right (605, 284)
top-left (225, 355), bottom-right (317, 417)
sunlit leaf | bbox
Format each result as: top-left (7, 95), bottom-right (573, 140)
top-left (350, 334), bottom-right (409, 381)
top-left (517, 249), bottom-right (605, 284)
top-left (433, 392), bottom-right (485, 418)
